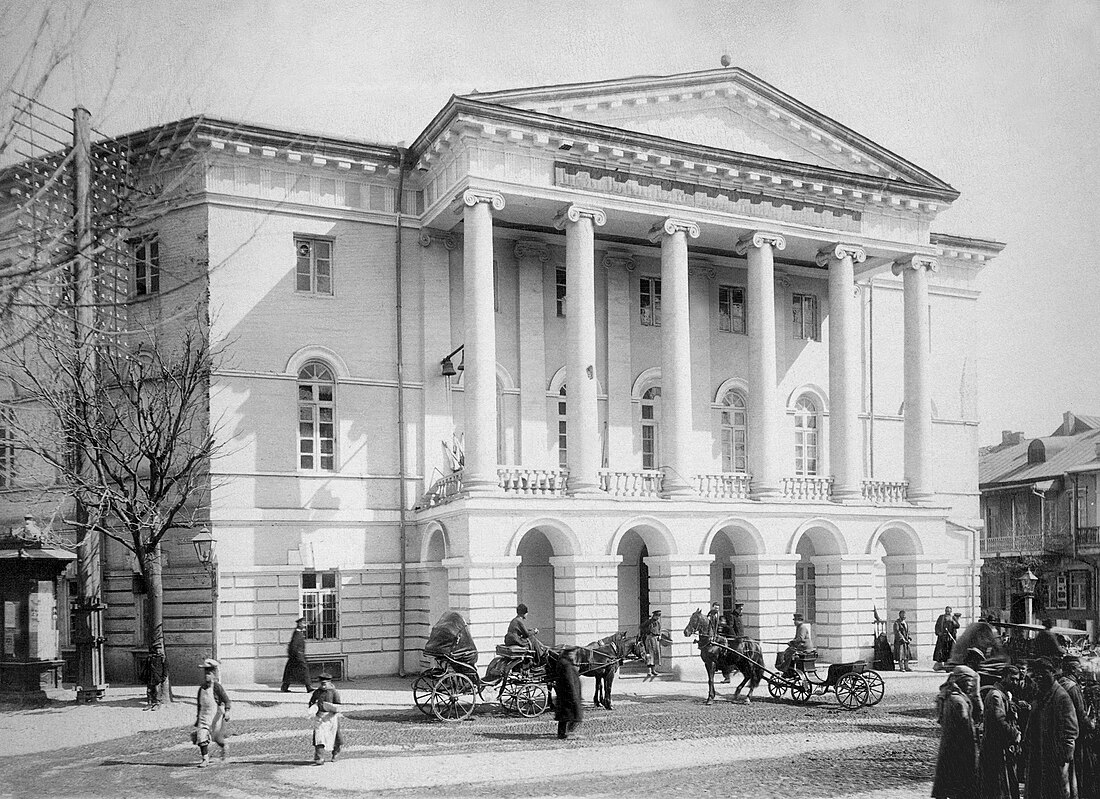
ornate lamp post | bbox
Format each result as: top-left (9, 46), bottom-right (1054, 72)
top-left (190, 529), bottom-right (218, 660)
top-left (1018, 567), bottom-right (1039, 627)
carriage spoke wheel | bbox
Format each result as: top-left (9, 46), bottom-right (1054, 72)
top-left (767, 674), bottom-right (789, 699)
top-left (499, 681), bottom-right (520, 712)
top-left (788, 674), bottom-right (812, 704)
top-left (835, 673), bottom-right (870, 710)
top-left (515, 682), bottom-right (548, 717)
top-left (862, 670), bottom-right (885, 706)
top-left (413, 673), bottom-right (441, 715)
top-left (431, 673), bottom-right (477, 721)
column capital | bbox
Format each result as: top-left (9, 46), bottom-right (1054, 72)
top-left (647, 217), bottom-right (700, 243)
top-left (688, 258), bottom-right (716, 280)
top-left (553, 203), bottom-right (606, 229)
top-left (891, 254), bottom-right (939, 276)
top-left (513, 238), bottom-right (551, 263)
top-left (815, 243), bottom-right (866, 267)
top-left (455, 188), bottom-right (505, 212)
top-left (735, 230), bottom-right (786, 255)
top-left (601, 248), bottom-right (636, 272)
top-left (418, 229), bottom-right (460, 250)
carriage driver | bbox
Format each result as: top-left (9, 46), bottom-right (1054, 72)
top-left (504, 603), bottom-right (539, 650)
top-left (776, 613), bottom-right (813, 675)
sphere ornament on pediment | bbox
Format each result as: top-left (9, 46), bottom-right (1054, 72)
top-left (457, 188), bottom-right (505, 211)
top-left (553, 204), bottom-right (607, 229)
top-left (734, 230), bottom-right (786, 255)
top-left (891, 254), bottom-right (939, 276)
top-left (815, 243), bottom-right (867, 267)
top-left (601, 249), bottom-right (636, 272)
top-left (647, 217), bottom-right (701, 243)
top-left (513, 239), bottom-right (551, 263)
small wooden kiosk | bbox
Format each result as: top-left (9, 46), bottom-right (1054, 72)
top-left (0, 517), bottom-right (76, 701)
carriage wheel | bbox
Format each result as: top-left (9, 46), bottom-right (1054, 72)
top-left (413, 673), bottom-right (440, 715)
top-left (835, 673), bottom-right (870, 710)
top-left (498, 680), bottom-right (519, 712)
top-left (862, 670), bottom-right (885, 706)
top-left (515, 683), bottom-right (548, 717)
top-left (766, 674), bottom-right (789, 699)
top-left (431, 673), bottom-right (477, 721)
top-left (788, 673), bottom-right (812, 704)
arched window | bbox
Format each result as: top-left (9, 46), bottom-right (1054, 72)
top-left (794, 396), bottom-right (818, 476)
top-left (557, 385), bottom-right (567, 469)
top-left (298, 362), bottom-right (335, 471)
top-left (641, 387), bottom-right (661, 470)
top-left (720, 390), bottom-right (748, 473)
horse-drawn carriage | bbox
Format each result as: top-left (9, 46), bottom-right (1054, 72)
top-left (412, 611), bottom-right (551, 721)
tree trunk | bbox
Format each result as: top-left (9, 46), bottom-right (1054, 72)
top-left (145, 544), bottom-right (173, 704)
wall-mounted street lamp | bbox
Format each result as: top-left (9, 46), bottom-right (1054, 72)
top-left (191, 528), bottom-right (219, 660)
top-left (440, 344), bottom-right (464, 378)
top-left (1018, 567), bottom-right (1038, 626)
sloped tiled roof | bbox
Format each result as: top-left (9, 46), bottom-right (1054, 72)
top-left (980, 425), bottom-right (1100, 487)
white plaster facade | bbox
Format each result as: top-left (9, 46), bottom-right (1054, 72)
top-left (1, 68), bottom-right (1004, 684)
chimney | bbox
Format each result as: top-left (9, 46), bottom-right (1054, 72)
top-left (1001, 430), bottom-right (1024, 446)
top-left (1064, 411), bottom-right (1076, 435)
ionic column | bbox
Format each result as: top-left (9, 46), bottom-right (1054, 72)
top-left (735, 231), bottom-right (786, 499)
top-left (603, 250), bottom-right (636, 470)
top-left (513, 239), bottom-right (551, 468)
top-left (647, 217), bottom-right (700, 497)
top-left (817, 243), bottom-right (867, 501)
top-left (554, 204), bottom-right (606, 494)
top-left (460, 189), bottom-right (505, 491)
top-left (891, 255), bottom-right (938, 503)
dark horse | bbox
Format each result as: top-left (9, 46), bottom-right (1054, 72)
top-left (574, 631), bottom-right (644, 710)
top-left (684, 608), bottom-right (764, 705)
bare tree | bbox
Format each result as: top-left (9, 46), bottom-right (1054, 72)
top-left (3, 318), bottom-right (222, 703)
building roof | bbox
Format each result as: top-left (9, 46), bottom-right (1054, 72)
top-left (980, 414), bottom-right (1100, 488)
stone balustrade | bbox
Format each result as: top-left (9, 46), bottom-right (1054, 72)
top-left (599, 469), bottom-right (663, 497)
top-left (497, 467), bottom-right (569, 496)
top-left (780, 475), bottom-right (833, 502)
top-left (695, 473), bottom-right (752, 500)
top-left (416, 471), bottom-right (464, 508)
top-left (860, 479), bottom-right (909, 505)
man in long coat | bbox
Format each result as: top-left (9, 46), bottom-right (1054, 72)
top-left (1024, 658), bottom-right (1079, 799)
top-left (1058, 657), bottom-right (1095, 799)
top-left (980, 665), bottom-right (1022, 799)
top-left (281, 617), bottom-right (312, 693)
top-left (640, 610), bottom-right (663, 677)
top-left (776, 613), bottom-right (812, 675)
top-left (934, 606), bottom-right (955, 669)
top-left (892, 610), bottom-right (913, 672)
top-left (932, 665), bottom-right (979, 798)
top-left (504, 603), bottom-right (538, 649)
top-left (553, 648), bottom-right (583, 739)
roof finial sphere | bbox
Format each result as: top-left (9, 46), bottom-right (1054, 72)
top-left (720, 54), bottom-right (731, 67)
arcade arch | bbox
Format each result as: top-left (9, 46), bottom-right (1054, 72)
top-left (868, 522), bottom-right (923, 622)
top-left (612, 519), bottom-right (675, 632)
top-left (511, 521), bottom-right (580, 647)
top-left (703, 521), bottom-right (764, 615)
top-left (420, 523), bottom-right (450, 629)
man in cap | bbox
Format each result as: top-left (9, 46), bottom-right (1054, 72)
top-left (1023, 657), bottom-right (1078, 798)
top-left (554, 647), bottom-right (583, 739)
top-left (776, 613), bottom-right (812, 675)
top-left (1058, 655), bottom-right (1094, 796)
top-left (979, 664), bottom-right (1022, 799)
top-left (504, 603), bottom-right (539, 650)
top-left (281, 617), bottom-right (312, 693)
top-left (640, 610), bottom-right (664, 677)
top-left (705, 602), bottom-right (721, 640)
top-left (309, 671), bottom-right (343, 764)
top-left (892, 610), bottom-right (913, 672)
top-left (193, 659), bottom-right (230, 767)
top-left (933, 606), bottom-right (955, 670)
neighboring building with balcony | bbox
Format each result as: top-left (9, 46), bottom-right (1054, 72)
top-left (0, 67), bottom-right (1002, 683)
top-left (979, 412), bottom-right (1100, 639)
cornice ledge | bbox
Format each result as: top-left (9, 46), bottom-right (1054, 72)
top-left (647, 217), bottom-right (700, 243)
top-left (734, 230), bottom-right (786, 255)
top-left (418, 229), bottom-right (460, 250)
top-left (815, 243), bottom-right (867, 267)
top-left (552, 203), bottom-right (607, 230)
top-left (601, 249), bottom-right (636, 272)
top-left (891, 254), bottom-right (939, 276)
top-left (513, 238), bottom-right (551, 263)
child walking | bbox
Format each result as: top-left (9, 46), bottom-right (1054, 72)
top-left (308, 672), bottom-right (343, 765)
top-left (192, 659), bottom-right (230, 767)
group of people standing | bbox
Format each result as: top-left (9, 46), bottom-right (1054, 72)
top-left (932, 655), bottom-right (1097, 799)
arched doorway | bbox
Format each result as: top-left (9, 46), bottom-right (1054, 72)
top-left (516, 529), bottom-right (556, 646)
top-left (871, 524), bottom-right (922, 625)
top-left (795, 537), bottom-right (817, 623)
top-left (423, 525), bottom-right (449, 626)
top-left (616, 530), bottom-right (648, 632)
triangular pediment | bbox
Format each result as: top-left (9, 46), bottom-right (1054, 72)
top-left (467, 68), bottom-right (951, 190)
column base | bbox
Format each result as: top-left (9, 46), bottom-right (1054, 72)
top-left (906, 490), bottom-right (936, 506)
top-left (463, 476), bottom-right (502, 495)
top-left (830, 485), bottom-right (863, 504)
top-left (567, 480), bottom-right (604, 497)
top-left (660, 468), bottom-right (696, 498)
top-left (750, 485), bottom-right (781, 501)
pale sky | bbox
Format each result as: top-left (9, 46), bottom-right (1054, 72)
top-left (6, 0), bottom-right (1099, 445)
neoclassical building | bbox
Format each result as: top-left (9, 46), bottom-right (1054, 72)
top-left (1, 67), bottom-right (1003, 683)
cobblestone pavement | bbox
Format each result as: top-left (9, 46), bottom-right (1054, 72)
top-left (0, 672), bottom-right (942, 798)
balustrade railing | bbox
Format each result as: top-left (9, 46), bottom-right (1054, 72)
top-left (599, 469), bottom-right (663, 497)
top-left (1076, 526), bottom-right (1100, 547)
top-left (497, 467), bottom-right (569, 496)
top-left (780, 475), bottom-right (833, 502)
top-left (861, 479), bottom-right (909, 505)
top-left (695, 473), bottom-right (752, 500)
top-left (416, 470), bottom-right (464, 509)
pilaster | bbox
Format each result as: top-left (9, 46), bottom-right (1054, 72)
top-left (645, 553), bottom-right (713, 678)
top-left (728, 554), bottom-right (800, 647)
top-left (813, 555), bottom-right (878, 662)
top-left (548, 554), bottom-right (621, 644)
top-left (514, 239), bottom-right (551, 468)
top-left (443, 555), bottom-right (521, 657)
top-left (885, 555), bottom-right (953, 667)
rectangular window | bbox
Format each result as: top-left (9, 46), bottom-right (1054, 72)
top-left (795, 561), bottom-right (816, 623)
top-left (1070, 571), bottom-right (1089, 610)
top-left (640, 277), bottom-right (662, 326)
top-left (295, 237), bottom-right (333, 295)
top-left (721, 566), bottom-right (736, 614)
top-left (0, 406), bottom-right (13, 488)
top-left (556, 267), bottom-right (567, 317)
top-left (718, 285), bottom-right (746, 334)
top-left (641, 403), bottom-right (657, 470)
top-left (792, 293), bottom-right (819, 341)
top-left (131, 236), bottom-right (160, 296)
top-left (557, 395), bottom-right (567, 469)
top-left (301, 571), bottom-right (339, 640)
